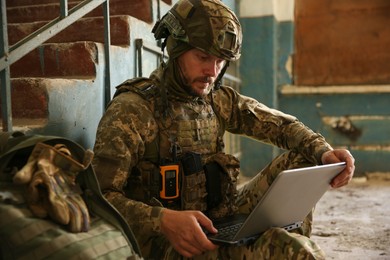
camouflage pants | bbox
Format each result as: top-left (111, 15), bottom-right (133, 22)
top-left (147, 151), bottom-right (326, 260)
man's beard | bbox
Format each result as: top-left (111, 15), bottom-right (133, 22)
top-left (175, 59), bottom-right (214, 97)
top-left (182, 76), bottom-right (213, 97)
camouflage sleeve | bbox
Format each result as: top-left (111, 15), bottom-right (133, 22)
top-left (92, 91), bottom-right (163, 238)
top-left (212, 86), bottom-right (332, 164)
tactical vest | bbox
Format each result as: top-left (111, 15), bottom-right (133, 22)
top-left (118, 78), bottom-right (239, 218)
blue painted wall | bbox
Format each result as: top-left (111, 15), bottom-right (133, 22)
top-left (238, 2), bottom-right (390, 176)
top-left (239, 16), bottom-right (295, 176)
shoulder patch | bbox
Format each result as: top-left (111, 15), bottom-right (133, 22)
top-left (113, 77), bottom-right (159, 100)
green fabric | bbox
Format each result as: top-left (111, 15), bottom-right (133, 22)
top-left (0, 203), bottom-right (134, 259)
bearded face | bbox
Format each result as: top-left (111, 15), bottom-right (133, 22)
top-left (177, 48), bottom-right (226, 97)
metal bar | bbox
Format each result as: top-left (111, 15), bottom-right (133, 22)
top-left (142, 40), bottom-right (164, 55)
top-left (157, 0), bottom-right (161, 21)
top-left (135, 39), bottom-right (144, 77)
top-left (60, 0), bottom-right (69, 18)
top-left (135, 38), bottom-right (169, 77)
top-left (103, 0), bottom-right (111, 107)
top-left (0, 69), bottom-right (12, 132)
top-left (0, 0), bottom-right (107, 71)
top-left (0, 0), bottom-right (12, 131)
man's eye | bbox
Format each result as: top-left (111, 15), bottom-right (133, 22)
top-left (199, 55), bottom-right (208, 61)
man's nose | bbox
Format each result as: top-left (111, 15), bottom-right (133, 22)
top-left (204, 61), bottom-right (220, 77)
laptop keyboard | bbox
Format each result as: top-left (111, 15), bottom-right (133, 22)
top-left (215, 222), bottom-right (243, 239)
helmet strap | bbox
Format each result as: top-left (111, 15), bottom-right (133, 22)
top-left (214, 62), bottom-right (229, 91)
top-left (160, 38), bottom-right (168, 69)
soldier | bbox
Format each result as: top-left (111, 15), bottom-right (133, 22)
top-left (92, 0), bottom-right (355, 259)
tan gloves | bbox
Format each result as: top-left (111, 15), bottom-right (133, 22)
top-left (13, 142), bottom-right (94, 233)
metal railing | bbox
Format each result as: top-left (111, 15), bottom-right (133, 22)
top-left (0, 0), bottom-right (111, 132)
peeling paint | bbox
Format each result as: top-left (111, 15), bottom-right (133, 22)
top-left (285, 55), bottom-right (293, 77)
top-left (323, 116), bottom-right (362, 141)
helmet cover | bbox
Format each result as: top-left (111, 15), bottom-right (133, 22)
top-left (153, 0), bottom-right (242, 61)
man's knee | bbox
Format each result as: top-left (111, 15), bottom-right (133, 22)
top-left (256, 151), bottom-right (314, 188)
top-left (270, 151), bottom-right (314, 173)
top-left (256, 227), bottom-right (325, 259)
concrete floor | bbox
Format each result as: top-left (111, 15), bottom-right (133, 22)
top-left (312, 174), bottom-right (390, 259)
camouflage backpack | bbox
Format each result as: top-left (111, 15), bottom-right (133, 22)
top-left (0, 132), bottom-right (142, 259)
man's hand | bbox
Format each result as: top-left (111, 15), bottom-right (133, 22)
top-left (321, 149), bottom-right (355, 188)
top-left (160, 209), bottom-right (219, 258)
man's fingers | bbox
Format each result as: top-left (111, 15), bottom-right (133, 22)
top-left (173, 232), bottom-right (206, 258)
top-left (331, 167), bottom-right (354, 188)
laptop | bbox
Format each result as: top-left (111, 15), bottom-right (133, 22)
top-left (205, 162), bottom-right (346, 246)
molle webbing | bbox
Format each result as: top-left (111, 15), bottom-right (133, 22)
top-left (180, 152), bottom-right (207, 211)
top-left (158, 96), bottom-right (222, 159)
top-left (177, 118), bottom-right (219, 153)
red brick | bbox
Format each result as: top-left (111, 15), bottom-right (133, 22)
top-left (8, 15), bottom-right (131, 46)
top-left (7, 3), bottom-right (78, 23)
top-left (6, 0), bottom-right (61, 7)
top-left (89, 0), bottom-right (153, 23)
top-left (7, 0), bottom-right (152, 24)
top-left (0, 78), bottom-right (48, 119)
top-left (10, 42), bottom-right (98, 78)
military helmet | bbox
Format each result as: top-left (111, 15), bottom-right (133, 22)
top-left (153, 0), bottom-right (242, 61)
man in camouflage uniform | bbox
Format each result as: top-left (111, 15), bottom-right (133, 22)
top-left (92, 0), bottom-right (355, 259)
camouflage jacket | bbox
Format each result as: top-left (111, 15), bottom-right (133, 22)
top-left (92, 73), bottom-right (332, 246)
